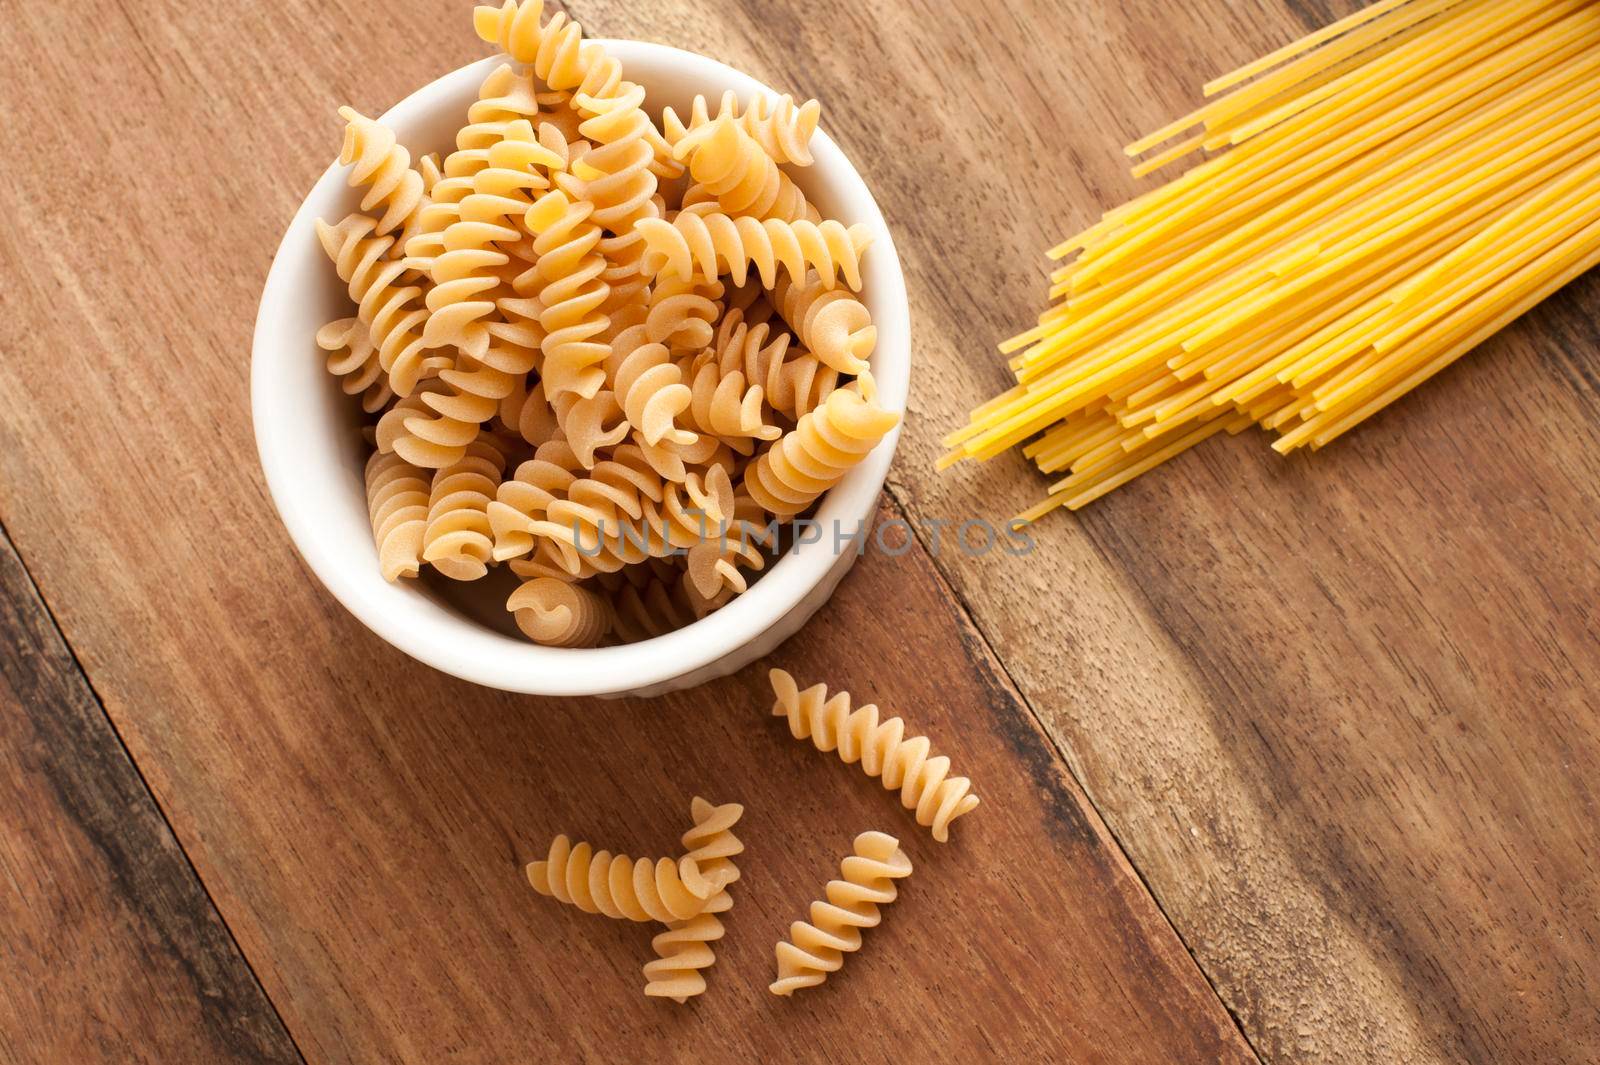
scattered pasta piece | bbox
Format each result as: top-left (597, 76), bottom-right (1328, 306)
top-left (643, 798), bottom-right (744, 1003)
top-left (769, 669), bottom-right (980, 841)
top-left (526, 833), bottom-right (731, 923)
top-left (770, 831), bottom-right (912, 996)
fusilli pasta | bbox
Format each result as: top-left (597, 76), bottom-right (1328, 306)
top-left (770, 831), bottom-right (912, 996)
top-left (769, 669), bottom-right (981, 841)
top-left (316, 214), bottom-right (447, 396)
top-left (773, 273), bottom-right (876, 376)
top-left (337, 107), bottom-right (426, 237)
top-left (507, 576), bottom-right (610, 646)
top-left (643, 797), bottom-right (744, 1003)
top-left (317, 316), bottom-right (393, 414)
top-left (673, 115), bottom-right (816, 223)
top-left (607, 325), bottom-right (696, 447)
top-left (664, 89), bottom-right (822, 167)
top-left (364, 450), bottom-right (431, 581)
top-left (524, 189), bottom-right (611, 399)
top-left (638, 212), bottom-right (873, 291)
top-left (527, 833), bottom-right (730, 923)
top-left (742, 386), bottom-right (900, 518)
top-left (319, 0), bottom-right (892, 641)
top-left (422, 436), bottom-right (507, 580)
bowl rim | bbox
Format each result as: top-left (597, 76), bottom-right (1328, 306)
top-left (251, 41), bottom-right (910, 696)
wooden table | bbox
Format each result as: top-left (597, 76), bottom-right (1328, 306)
top-left (2, 0), bottom-right (1597, 1061)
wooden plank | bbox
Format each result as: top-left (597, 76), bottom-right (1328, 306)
top-left (0, 528), bottom-right (302, 1065)
top-left (594, 0), bottom-right (1599, 1060)
top-left (0, 5), bottom-right (1255, 1060)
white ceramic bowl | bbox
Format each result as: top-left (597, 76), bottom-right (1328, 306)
top-left (252, 42), bottom-right (910, 698)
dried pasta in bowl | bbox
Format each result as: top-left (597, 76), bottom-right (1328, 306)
top-left (309, 0), bottom-right (902, 647)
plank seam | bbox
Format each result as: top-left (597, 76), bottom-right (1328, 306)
top-left (0, 519), bottom-right (311, 1065)
top-left (878, 482), bottom-right (1268, 1064)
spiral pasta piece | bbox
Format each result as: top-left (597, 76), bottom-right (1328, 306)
top-left (497, 374), bottom-right (560, 447)
top-left (524, 189), bottom-right (611, 399)
top-left (316, 214), bottom-right (448, 396)
top-left (742, 386), bottom-right (899, 518)
top-left (772, 273), bottom-right (876, 376)
top-left (527, 834), bottom-right (729, 923)
top-left (475, 1), bottom-right (616, 98)
top-left (770, 831), bottom-right (912, 996)
top-left (576, 79), bottom-right (677, 183)
top-left (404, 67), bottom-right (554, 271)
top-left (477, 0), bottom-right (677, 179)
top-left (364, 450), bottom-right (431, 581)
top-left (421, 437), bottom-right (508, 580)
top-left (551, 387), bottom-right (629, 468)
top-left (644, 895), bottom-right (729, 1004)
top-left (645, 275), bottom-right (724, 355)
top-left (455, 62), bottom-right (544, 152)
top-left (684, 531), bottom-right (764, 601)
top-left (681, 349), bottom-right (782, 450)
top-left (317, 316), bottom-right (393, 414)
top-left (664, 89), bottom-right (822, 167)
top-left (638, 212), bottom-right (873, 291)
top-left (673, 115), bottom-right (815, 222)
top-left (488, 438), bottom-right (582, 561)
top-left (390, 349), bottom-right (518, 469)
top-left (419, 122), bottom-right (565, 376)
top-left (609, 568), bottom-right (700, 642)
top-left (506, 576), bottom-right (610, 646)
top-left (607, 325), bottom-right (695, 447)
top-left (709, 307), bottom-right (839, 421)
top-left (644, 797), bottom-right (744, 1003)
top-left (540, 444), bottom-right (666, 576)
top-left (554, 125), bottom-right (657, 238)
top-left (336, 107), bottom-right (425, 236)
top-left (769, 670), bottom-right (981, 842)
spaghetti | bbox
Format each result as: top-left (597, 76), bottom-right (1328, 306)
top-left (943, 0), bottom-right (1600, 520)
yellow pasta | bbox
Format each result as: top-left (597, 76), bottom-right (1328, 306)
top-left (944, 0), bottom-right (1600, 520)
top-left (772, 273), bottom-right (876, 376)
top-left (421, 436), bottom-right (507, 580)
top-left (680, 347), bottom-right (784, 450)
top-left (769, 669), bottom-right (981, 841)
top-left (770, 831), bottom-right (912, 996)
top-left (315, 214), bottom-right (448, 397)
top-left (524, 189), bottom-right (611, 399)
top-left (321, 0), bottom-right (889, 643)
top-left (606, 325), bottom-right (696, 448)
top-left (713, 307), bottom-right (841, 420)
top-left (645, 275), bottom-right (725, 355)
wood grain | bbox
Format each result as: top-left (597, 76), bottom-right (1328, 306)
top-left (0, 528), bottom-right (302, 1065)
top-left (1, 0), bottom-right (1596, 1061)
top-left (0, 4), bottom-right (1255, 1061)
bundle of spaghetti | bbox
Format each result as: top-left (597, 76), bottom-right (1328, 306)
top-left (942, 0), bottom-right (1600, 520)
